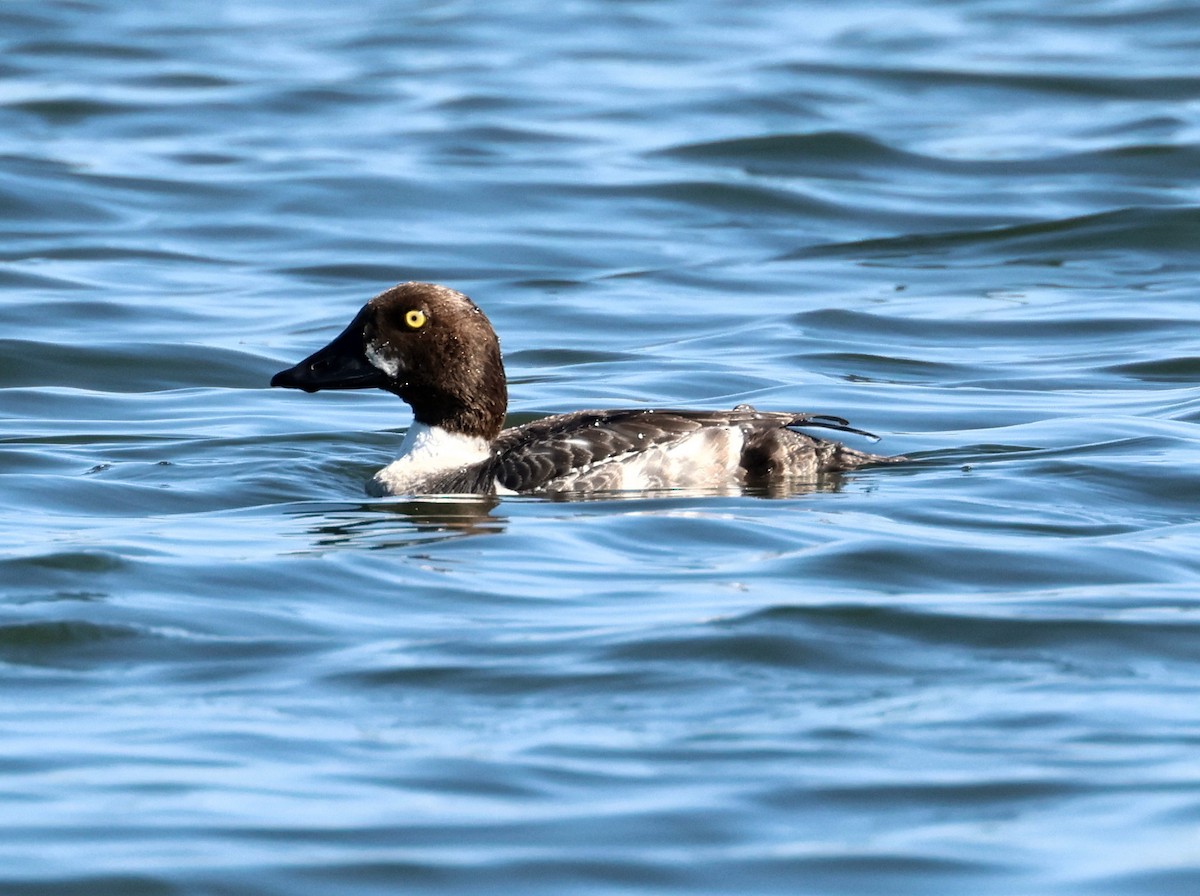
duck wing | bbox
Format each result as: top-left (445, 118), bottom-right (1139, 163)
top-left (487, 406), bottom-right (886, 494)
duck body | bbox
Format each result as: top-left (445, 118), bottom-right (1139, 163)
top-left (270, 283), bottom-right (900, 497)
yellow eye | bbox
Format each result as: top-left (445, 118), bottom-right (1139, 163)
top-left (405, 309), bottom-right (427, 329)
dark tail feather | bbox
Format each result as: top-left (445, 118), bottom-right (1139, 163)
top-left (787, 414), bottom-right (881, 442)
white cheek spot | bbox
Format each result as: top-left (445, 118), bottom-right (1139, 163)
top-left (364, 341), bottom-right (399, 378)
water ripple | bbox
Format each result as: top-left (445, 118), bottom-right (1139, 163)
top-left (3, 1), bottom-right (1200, 893)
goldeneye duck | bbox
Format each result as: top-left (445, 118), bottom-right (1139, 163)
top-left (270, 282), bottom-right (901, 497)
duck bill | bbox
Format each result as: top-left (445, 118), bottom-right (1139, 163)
top-left (270, 317), bottom-right (388, 393)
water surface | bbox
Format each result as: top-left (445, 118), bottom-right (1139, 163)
top-left (3, 1), bottom-right (1200, 894)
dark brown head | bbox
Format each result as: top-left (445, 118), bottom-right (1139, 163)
top-left (270, 282), bottom-right (508, 439)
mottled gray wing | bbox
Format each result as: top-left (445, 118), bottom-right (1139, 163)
top-left (487, 407), bottom-right (876, 494)
top-left (489, 410), bottom-right (710, 493)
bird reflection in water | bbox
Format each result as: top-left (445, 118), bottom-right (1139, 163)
top-left (287, 497), bottom-right (505, 552)
top-left (284, 474), bottom-right (872, 553)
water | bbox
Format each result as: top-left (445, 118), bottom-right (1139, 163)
top-left (3, 1), bottom-right (1200, 893)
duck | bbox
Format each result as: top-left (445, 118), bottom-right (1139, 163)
top-left (270, 282), bottom-right (901, 497)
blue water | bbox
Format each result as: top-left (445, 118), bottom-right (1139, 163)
top-left (3, 1), bottom-right (1200, 893)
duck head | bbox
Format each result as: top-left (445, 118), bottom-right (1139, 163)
top-left (271, 282), bottom-right (508, 440)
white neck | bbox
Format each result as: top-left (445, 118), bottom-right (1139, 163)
top-left (367, 422), bottom-right (492, 496)
top-left (396, 421), bottom-right (490, 463)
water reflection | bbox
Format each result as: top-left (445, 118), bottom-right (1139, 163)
top-left (284, 470), bottom-right (893, 545)
top-left (536, 475), bottom-right (858, 501)
top-left (286, 497), bottom-right (506, 551)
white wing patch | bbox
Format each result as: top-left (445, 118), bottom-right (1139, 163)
top-left (541, 425), bottom-right (745, 493)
